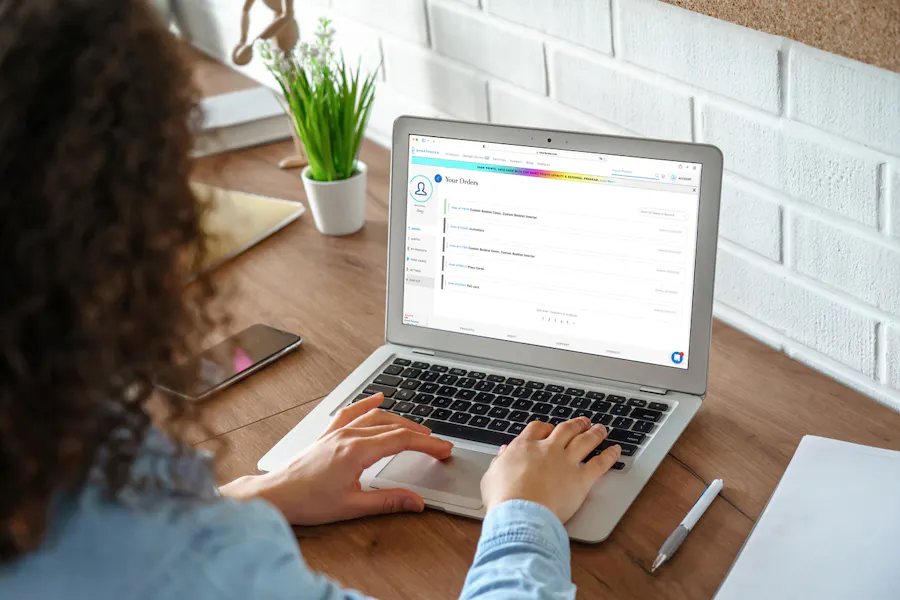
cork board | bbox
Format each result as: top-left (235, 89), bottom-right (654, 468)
top-left (661, 0), bottom-right (900, 73)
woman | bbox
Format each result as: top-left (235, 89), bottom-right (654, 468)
top-left (0, 1), bottom-right (622, 599)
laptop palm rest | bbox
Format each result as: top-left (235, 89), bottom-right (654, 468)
top-left (370, 448), bottom-right (492, 510)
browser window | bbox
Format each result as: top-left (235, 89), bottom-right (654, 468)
top-left (402, 135), bottom-right (702, 370)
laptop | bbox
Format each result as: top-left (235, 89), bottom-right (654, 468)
top-left (259, 117), bottom-right (723, 543)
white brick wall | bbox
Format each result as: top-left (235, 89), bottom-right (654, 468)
top-left (176, 0), bottom-right (900, 411)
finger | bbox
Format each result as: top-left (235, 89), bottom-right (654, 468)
top-left (548, 417), bottom-right (591, 446)
top-left (518, 420), bottom-right (554, 440)
top-left (491, 444), bottom-right (508, 465)
top-left (349, 406), bottom-right (431, 434)
top-left (324, 394), bottom-right (384, 435)
top-left (582, 445), bottom-right (623, 483)
top-left (344, 488), bottom-right (425, 519)
top-left (358, 428), bottom-right (454, 468)
top-left (566, 424), bottom-right (609, 460)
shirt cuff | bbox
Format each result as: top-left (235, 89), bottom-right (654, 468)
top-left (476, 500), bottom-right (571, 574)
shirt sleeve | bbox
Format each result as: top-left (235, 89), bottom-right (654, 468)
top-left (184, 499), bottom-right (374, 600)
top-left (459, 500), bottom-right (576, 600)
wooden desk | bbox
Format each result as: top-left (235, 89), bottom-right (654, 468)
top-left (189, 55), bottom-right (900, 600)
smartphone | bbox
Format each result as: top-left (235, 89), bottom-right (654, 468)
top-left (155, 324), bottom-right (302, 400)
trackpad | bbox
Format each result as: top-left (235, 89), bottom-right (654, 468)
top-left (370, 448), bottom-right (492, 510)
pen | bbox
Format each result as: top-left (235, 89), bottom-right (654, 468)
top-left (652, 478), bottom-right (724, 572)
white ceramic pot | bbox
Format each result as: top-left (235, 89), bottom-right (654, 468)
top-left (301, 161), bottom-right (367, 236)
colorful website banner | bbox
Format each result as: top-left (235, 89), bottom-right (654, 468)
top-left (411, 156), bottom-right (617, 185)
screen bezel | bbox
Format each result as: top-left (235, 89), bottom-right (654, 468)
top-left (386, 117), bottom-right (722, 397)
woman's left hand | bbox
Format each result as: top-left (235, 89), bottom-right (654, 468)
top-left (220, 393), bottom-right (454, 525)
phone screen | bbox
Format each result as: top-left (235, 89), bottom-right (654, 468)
top-left (156, 324), bottom-right (301, 398)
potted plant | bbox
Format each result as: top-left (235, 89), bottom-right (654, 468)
top-left (260, 18), bottom-right (377, 236)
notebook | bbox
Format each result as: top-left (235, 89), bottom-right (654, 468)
top-left (189, 182), bottom-right (305, 279)
top-left (715, 435), bottom-right (900, 599)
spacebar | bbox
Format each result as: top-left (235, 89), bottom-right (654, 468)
top-left (423, 420), bottom-right (516, 447)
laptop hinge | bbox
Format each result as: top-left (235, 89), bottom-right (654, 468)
top-left (411, 348), bottom-right (435, 357)
top-left (639, 385), bottom-right (668, 395)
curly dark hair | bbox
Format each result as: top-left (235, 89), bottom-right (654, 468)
top-left (0, 0), bottom-right (214, 561)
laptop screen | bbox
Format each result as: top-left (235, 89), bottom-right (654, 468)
top-left (402, 134), bottom-right (702, 370)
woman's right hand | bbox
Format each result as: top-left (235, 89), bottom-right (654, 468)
top-left (480, 417), bottom-right (621, 523)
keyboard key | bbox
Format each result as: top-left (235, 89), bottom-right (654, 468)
top-left (550, 393), bottom-right (571, 406)
top-left (378, 397), bottom-right (396, 410)
top-left (420, 382), bottom-right (439, 394)
top-left (531, 402), bottom-right (552, 415)
top-left (394, 401), bottom-right (415, 413)
top-left (488, 406), bottom-right (510, 418)
top-left (432, 408), bottom-right (452, 420)
top-left (469, 403), bottom-right (490, 415)
top-left (450, 400), bottom-right (472, 411)
top-left (401, 367), bottom-right (422, 378)
top-left (437, 374), bottom-right (459, 386)
top-left (508, 423), bottom-right (526, 435)
top-left (611, 404), bottom-right (631, 416)
top-left (608, 394), bottom-right (626, 403)
top-left (607, 429), bottom-right (646, 445)
top-left (508, 410), bottom-right (529, 422)
top-left (474, 392), bottom-right (495, 403)
top-left (633, 420), bottom-right (654, 433)
top-left (506, 378), bottom-right (525, 386)
top-left (586, 391), bottom-right (606, 400)
top-left (627, 398), bottom-right (647, 408)
top-left (432, 396), bottom-right (452, 408)
top-left (566, 388), bottom-right (585, 396)
top-left (545, 384), bottom-right (565, 393)
top-left (570, 397), bottom-right (591, 409)
top-left (468, 371), bottom-right (487, 379)
top-left (512, 387), bottom-right (532, 399)
top-left (493, 396), bottom-right (514, 407)
top-left (420, 371), bottom-right (439, 382)
top-left (528, 414), bottom-right (550, 423)
top-left (450, 368), bottom-right (468, 376)
top-left (412, 361), bottom-right (430, 369)
top-left (572, 409), bottom-right (593, 420)
top-left (552, 406), bottom-right (573, 418)
top-left (488, 419), bottom-right (510, 432)
top-left (549, 417), bottom-right (567, 426)
top-left (395, 389), bottom-right (416, 401)
top-left (474, 380), bottom-right (495, 392)
top-left (423, 419), bottom-right (515, 447)
top-left (393, 358), bottom-right (411, 366)
top-left (408, 416), bottom-right (425, 424)
top-left (455, 389), bottom-right (476, 401)
top-left (531, 390), bottom-right (552, 402)
top-left (470, 416), bottom-right (491, 428)
top-left (413, 393), bottom-right (434, 404)
top-left (487, 374), bottom-right (506, 383)
top-left (457, 378), bottom-right (476, 389)
top-left (630, 408), bottom-right (663, 423)
top-left (601, 439), bottom-right (637, 456)
top-left (437, 385), bottom-right (457, 396)
top-left (399, 379), bottom-right (421, 390)
top-left (526, 381), bottom-right (545, 389)
top-left (611, 417), bottom-right (634, 429)
top-left (592, 413), bottom-right (613, 426)
top-left (450, 411), bottom-right (471, 424)
top-left (494, 384), bottom-right (514, 395)
top-left (412, 405), bottom-right (433, 417)
top-left (431, 365), bottom-right (449, 373)
top-left (590, 400), bottom-right (611, 413)
top-left (612, 462), bottom-right (626, 470)
top-left (363, 384), bottom-right (397, 398)
top-left (649, 402), bottom-right (670, 412)
top-left (512, 399), bottom-right (534, 411)
top-left (382, 365), bottom-right (404, 376)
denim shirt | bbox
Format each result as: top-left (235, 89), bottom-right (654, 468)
top-left (2, 432), bottom-right (576, 599)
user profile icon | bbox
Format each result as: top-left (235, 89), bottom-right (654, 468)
top-left (414, 181), bottom-right (427, 196)
top-left (408, 175), bottom-right (433, 202)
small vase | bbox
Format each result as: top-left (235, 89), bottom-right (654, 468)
top-left (301, 161), bottom-right (367, 236)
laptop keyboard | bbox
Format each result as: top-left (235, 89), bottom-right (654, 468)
top-left (350, 358), bottom-right (674, 471)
